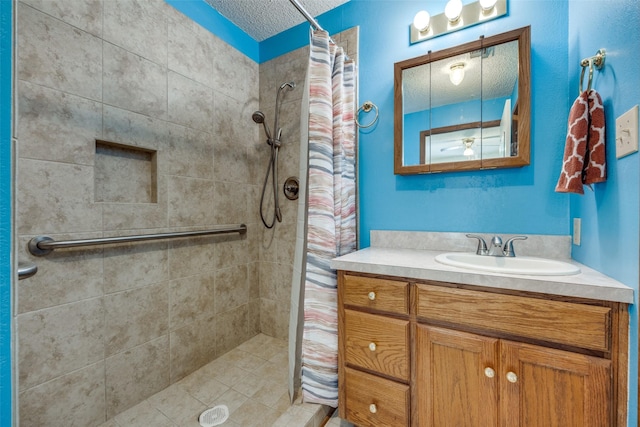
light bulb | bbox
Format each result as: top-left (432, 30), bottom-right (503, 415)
top-left (413, 10), bottom-right (431, 32)
top-left (449, 63), bottom-right (465, 86)
top-left (463, 147), bottom-right (474, 156)
top-left (445, 0), bottom-right (463, 22)
top-left (479, 0), bottom-right (498, 11)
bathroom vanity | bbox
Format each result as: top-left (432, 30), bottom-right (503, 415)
top-left (332, 232), bottom-right (633, 427)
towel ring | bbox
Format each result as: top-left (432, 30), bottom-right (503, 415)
top-left (579, 60), bottom-right (594, 93)
top-left (356, 101), bottom-right (378, 128)
top-left (579, 49), bottom-right (605, 94)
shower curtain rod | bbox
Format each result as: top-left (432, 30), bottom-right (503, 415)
top-left (288, 0), bottom-right (325, 32)
top-left (288, 0), bottom-right (346, 49)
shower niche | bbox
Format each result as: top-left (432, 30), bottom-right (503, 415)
top-left (94, 139), bottom-right (158, 204)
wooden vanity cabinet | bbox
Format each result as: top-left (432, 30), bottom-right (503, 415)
top-left (337, 271), bottom-right (628, 427)
top-left (417, 326), bottom-right (612, 427)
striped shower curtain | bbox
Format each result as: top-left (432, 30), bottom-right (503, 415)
top-left (301, 30), bottom-right (357, 407)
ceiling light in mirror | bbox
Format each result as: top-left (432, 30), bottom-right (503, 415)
top-left (449, 63), bottom-right (465, 86)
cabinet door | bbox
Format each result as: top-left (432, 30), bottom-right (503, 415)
top-left (500, 340), bottom-right (612, 427)
top-left (416, 325), bottom-right (499, 427)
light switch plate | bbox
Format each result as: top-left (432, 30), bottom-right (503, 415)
top-left (615, 105), bottom-right (639, 159)
top-left (573, 218), bottom-right (581, 246)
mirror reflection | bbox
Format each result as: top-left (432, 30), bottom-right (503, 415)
top-left (394, 26), bottom-right (530, 174)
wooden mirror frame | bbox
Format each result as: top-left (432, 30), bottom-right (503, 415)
top-left (394, 26), bottom-right (531, 175)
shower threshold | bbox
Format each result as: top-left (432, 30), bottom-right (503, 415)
top-left (98, 334), bottom-right (334, 427)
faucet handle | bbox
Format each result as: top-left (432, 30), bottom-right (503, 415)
top-left (466, 234), bottom-right (488, 255)
top-left (503, 236), bottom-right (528, 257)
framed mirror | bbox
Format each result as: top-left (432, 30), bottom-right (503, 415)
top-left (394, 26), bottom-right (530, 174)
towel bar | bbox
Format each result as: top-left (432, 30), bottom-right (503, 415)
top-left (28, 224), bottom-right (247, 256)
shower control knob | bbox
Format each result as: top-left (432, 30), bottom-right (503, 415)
top-left (368, 291), bottom-right (376, 301)
top-left (369, 404), bottom-right (377, 414)
top-left (368, 342), bottom-right (377, 352)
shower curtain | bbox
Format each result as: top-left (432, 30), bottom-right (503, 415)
top-left (296, 29), bottom-right (357, 407)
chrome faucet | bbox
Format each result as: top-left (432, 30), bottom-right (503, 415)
top-left (488, 235), bottom-right (504, 256)
top-left (466, 234), bottom-right (528, 257)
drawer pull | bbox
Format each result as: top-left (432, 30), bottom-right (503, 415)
top-left (484, 367), bottom-right (495, 378)
top-left (368, 342), bottom-right (377, 352)
top-left (368, 291), bottom-right (376, 301)
top-left (506, 371), bottom-right (518, 383)
top-left (369, 403), bottom-right (378, 414)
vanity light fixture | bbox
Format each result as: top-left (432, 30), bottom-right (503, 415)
top-left (479, 0), bottom-right (498, 11)
top-left (449, 63), bottom-right (465, 86)
top-left (445, 0), bottom-right (463, 22)
top-left (413, 10), bottom-right (431, 32)
top-left (409, 0), bottom-right (508, 45)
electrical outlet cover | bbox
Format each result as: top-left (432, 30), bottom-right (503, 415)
top-left (573, 218), bottom-right (581, 246)
top-left (615, 105), bottom-right (639, 158)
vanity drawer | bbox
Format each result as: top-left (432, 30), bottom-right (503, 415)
top-left (343, 274), bottom-right (409, 314)
top-left (416, 283), bottom-right (611, 352)
top-left (344, 309), bottom-right (410, 380)
top-left (345, 367), bottom-right (410, 427)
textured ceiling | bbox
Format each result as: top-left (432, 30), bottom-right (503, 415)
top-left (203, 0), bottom-right (350, 41)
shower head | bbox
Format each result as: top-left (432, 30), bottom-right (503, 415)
top-left (272, 82), bottom-right (295, 139)
top-left (252, 111), bottom-right (265, 124)
top-left (252, 110), bottom-right (272, 139)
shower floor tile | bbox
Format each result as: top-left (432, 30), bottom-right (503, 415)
top-left (100, 334), bottom-right (333, 427)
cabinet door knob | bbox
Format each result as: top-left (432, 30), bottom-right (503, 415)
top-left (368, 291), bottom-right (376, 301)
top-left (506, 371), bottom-right (518, 383)
top-left (484, 367), bottom-right (495, 378)
top-left (369, 403), bottom-right (377, 414)
top-left (369, 342), bottom-right (377, 352)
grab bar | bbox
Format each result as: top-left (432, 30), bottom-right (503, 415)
top-left (28, 224), bottom-right (247, 256)
top-left (18, 263), bottom-right (38, 280)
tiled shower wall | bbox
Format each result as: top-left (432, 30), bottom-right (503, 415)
top-left (15, 0), bottom-right (359, 423)
top-left (255, 46), bottom-right (307, 340)
top-left (15, 1), bottom-right (261, 425)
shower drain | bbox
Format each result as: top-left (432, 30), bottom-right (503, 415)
top-left (198, 405), bottom-right (229, 427)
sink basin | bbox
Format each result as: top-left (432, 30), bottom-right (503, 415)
top-left (435, 252), bottom-right (581, 276)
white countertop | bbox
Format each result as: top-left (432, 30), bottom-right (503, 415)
top-left (331, 247), bottom-right (634, 303)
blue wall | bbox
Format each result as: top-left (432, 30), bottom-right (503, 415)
top-left (568, 0), bottom-right (640, 424)
top-left (0, 0), bottom-right (12, 425)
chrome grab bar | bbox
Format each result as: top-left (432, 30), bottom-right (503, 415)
top-left (18, 263), bottom-right (38, 280)
top-left (28, 224), bottom-right (247, 256)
